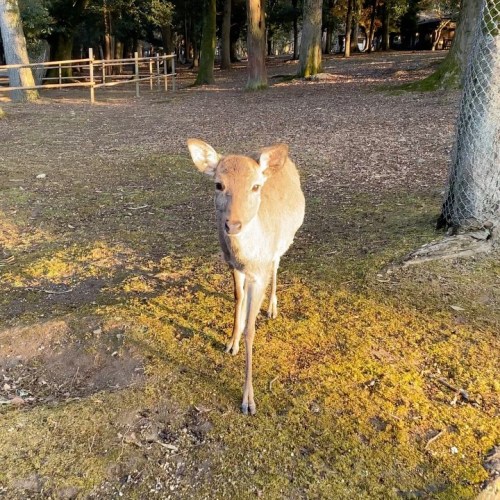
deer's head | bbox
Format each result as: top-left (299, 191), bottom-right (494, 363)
top-left (187, 139), bottom-right (288, 236)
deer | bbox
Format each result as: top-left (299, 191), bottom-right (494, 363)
top-left (187, 139), bottom-right (305, 415)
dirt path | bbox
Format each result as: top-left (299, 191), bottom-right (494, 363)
top-left (0, 52), bottom-right (498, 499)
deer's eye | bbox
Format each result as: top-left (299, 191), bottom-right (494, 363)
top-left (252, 184), bottom-right (261, 192)
top-left (215, 182), bottom-right (224, 191)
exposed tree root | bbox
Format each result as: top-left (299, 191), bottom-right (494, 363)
top-left (401, 230), bottom-right (496, 267)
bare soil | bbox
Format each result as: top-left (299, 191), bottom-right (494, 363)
top-left (0, 52), bottom-right (498, 499)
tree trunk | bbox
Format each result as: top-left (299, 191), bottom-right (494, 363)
top-left (298, 0), bottom-right (322, 76)
top-left (367, 0), bottom-right (377, 53)
top-left (324, 26), bottom-right (332, 54)
top-left (194, 0), bottom-right (216, 85)
top-left (438, 0), bottom-right (500, 232)
top-left (115, 40), bottom-right (124, 74)
top-left (381, 1), bottom-right (390, 51)
top-left (50, 33), bottom-right (74, 63)
top-left (324, 0), bottom-right (335, 54)
top-left (0, 0), bottom-right (38, 101)
top-left (246, 0), bottom-right (267, 90)
top-left (350, 0), bottom-right (360, 53)
top-left (103, 1), bottom-right (111, 60)
top-left (161, 23), bottom-right (174, 71)
top-left (344, 0), bottom-right (354, 57)
top-left (292, 0), bottom-right (299, 60)
top-left (220, 0), bottom-right (232, 69)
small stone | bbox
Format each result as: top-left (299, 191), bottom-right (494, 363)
top-left (36, 173), bottom-right (47, 179)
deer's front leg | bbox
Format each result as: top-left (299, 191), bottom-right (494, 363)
top-left (225, 269), bottom-right (246, 355)
top-left (267, 257), bottom-right (280, 319)
top-left (241, 278), bottom-right (266, 415)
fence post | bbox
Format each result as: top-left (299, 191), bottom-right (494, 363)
top-left (149, 57), bottom-right (153, 90)
top-left (156, 53), bottom-right (160, 88)
top-left (171, 54), bottom-right (176, 92)
top-left (102, 61), bottom-right (106, 84)
top-left (163, 56), bottom-right (168, 91)
top-left (58, 63), bottom-right (62, 86)
top-left (134, 52), bottom-right (140, 97)
top-left (89, 48), bottom-right (95, 104)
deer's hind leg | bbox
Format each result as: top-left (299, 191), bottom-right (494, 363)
top-left (267, 257), bottom-right (280, 319)
top-left (225, 268), bottom-right (246, 356)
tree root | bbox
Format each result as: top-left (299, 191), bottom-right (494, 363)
top-left (401, 230), bottom-right (496, 267)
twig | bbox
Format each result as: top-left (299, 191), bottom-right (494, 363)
top-left (269, 375), bottom-right (279, 393)
top-left (26, 286), bottom-right (74, 295)
top-left (127, 205), bottom-right (149, 210)
top-left (425, 429), bottom-right (445, 450)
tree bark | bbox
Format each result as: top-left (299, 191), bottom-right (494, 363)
top-left (437, 0), bottom-right (500, 231)
top-left (246, 0), bottom-right (267, 89)
top-left (114, 40), bottom-right (124, 74)
top-left (0, 0), bottom-right (38, 101)
top-left (220, 0), bottom-right (232, 69)
top-left (367, 0), bottom-right (378, 53)
top-left (194, 0), bottom-right (216, 85)
top-left (344, 0), bottom-right (354, 57)
top-left (160, 23), bottom-right (174, 71)
top-left (298, 0), bottom-right (322, 76)
top-left (381, 1), bottom-right (390, 51)
top-left (350, 0), bottom-right (360, 53)
top-left (292, 0), bottom-right (299, 60)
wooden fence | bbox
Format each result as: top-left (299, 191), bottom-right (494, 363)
top-left (0, 49), bottom-right (176, 103)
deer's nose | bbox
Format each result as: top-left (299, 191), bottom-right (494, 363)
top-left (225, 220), bottom-right (242, 235)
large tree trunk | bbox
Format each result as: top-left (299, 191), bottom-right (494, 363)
top-left (161, 23), bottom-right (174, 71)
top-left (350, 0), bottom-right (360, 53)
top-left (437, 0), bottom-right (500, 233)
top-left (114, 40), bottom-right (124, 74)
top-left (298, 0), bottom-right (322, 76)
top-left (194, 0), bottom-right (216, 85)
top-left (344, 0), bottom-right (354, 57)
top-left (367, 0), bottom-right (378, 53)
top-left (324, 0), bottom-right (336, 54)
top-left (381, 1), bottom-right (390, 51)
top-left (292, 0), bottom-right (299, 60)
top-left (0, 0), bottom-right (38, 101)
top-left (246, 0), bottom-right (267, 90)
top-left (220, 0), bottom-right (232, 69)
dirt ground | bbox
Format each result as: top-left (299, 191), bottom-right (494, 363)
top-left (0, 52), bottom-right (499, 499)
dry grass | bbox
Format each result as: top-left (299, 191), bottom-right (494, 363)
top-left (0, 52), bottom-right (498, 499)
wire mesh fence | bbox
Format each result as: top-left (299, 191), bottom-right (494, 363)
top-left (440, 0), bottom-right (500, 232)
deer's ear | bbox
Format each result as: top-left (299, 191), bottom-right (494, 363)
top-left (187, 139), bottom-right (220, 176)
top-left (258, 144), bottom-right (289, 174)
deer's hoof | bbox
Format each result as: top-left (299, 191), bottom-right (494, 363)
top-left (267, 308), bottom-right (278, 319)
top-left (225, 342), bottom-right (239, 356)
top-left (241, 403), bottom-right (257, 416)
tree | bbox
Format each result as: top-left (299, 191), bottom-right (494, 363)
top-left (344, 0), bottom-right (354, 56)
top-left (220, 0), bottom-right (231, 69)
top-left (246, 0), bottom-right (267, 89)
top-left (298, 0), bottom-right (322, 76)
top-left (437, 0), bottom-right (500, 232)
top-left (367, 0), bottom-right (378, 53)
top-left (0, 0), bottom-right (38, 101)
top-left (194, 0), bottom-right (216, 84)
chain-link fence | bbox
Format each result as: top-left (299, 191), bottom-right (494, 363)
top-left (440, 0), bottom-right (500, 232)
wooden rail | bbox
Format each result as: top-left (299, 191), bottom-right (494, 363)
top-left (0, 49), bottom-right (177, 103)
